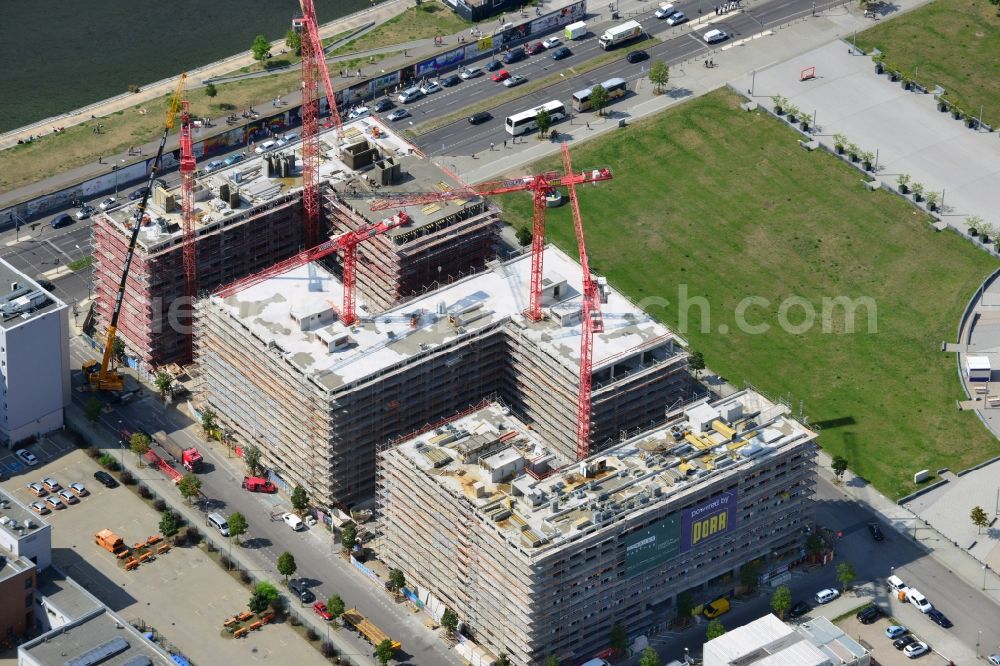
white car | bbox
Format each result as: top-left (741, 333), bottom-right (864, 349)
top-left (283, 512), bottom-right (305, 531)
top-left (460, 67), bottom-right (483, 80)
top-left (420, 81), bottom-right (442, 94)
top-left (386, 108), bottom-right (411, 122)
top-left (666, 11), bottom-right (688, 25)
top-left (903, 642), bottom-right (929, 658)
top-left (814, 588), bottom-right (839, 604)
top-left (987, 654), bottom-right (1000, 666)
top-left (275, 132), bottom-right (298, 147)
top-left (254, 140), bottom-right (277, 154)
top-left (703, 28), bottom-right (728, 43)
top-left (503, 75), bottom-right (527, 88)
top-left (98, 197), bottom-right (118, 211)
top-left (15, 449), bottom-right (38, 466)
top-left (655, 3), bottom-right (676, 18)
top-left (541, 37), bottom-right (562, 49)
top-left (347, 107), bottom-right (370, 120)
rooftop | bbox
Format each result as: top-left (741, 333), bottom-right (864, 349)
top-left (36, 567), bottom-right (103, 621)
top-left (0, 487), bottom-right (49, 542)
top-left (0, 258), bottom-right (63, 330)
top-left (99, 117), bottom-right (475, 253)
top-left (0, 542), bottom-right (35, 584)
top-left (389, 389), bottom-right (816, 556)
top-left (703, 613), bottom-right (869, 666)
top-left (211, 245), bottom-right (682, 391)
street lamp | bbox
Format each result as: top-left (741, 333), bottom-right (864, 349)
top-left (983, 564), bottom-right (988, 591)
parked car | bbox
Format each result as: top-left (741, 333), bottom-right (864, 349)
top-left (906, 588), bottom-right (933, 613)
top-left (868, 522), bottom-right (884, 541)
top-left (856, 605), bottom-right (881, 624)
top-left (420, 81), bottom-right (442, 94)
top-left (42, 478), bottom-right (61, 492)
top-left (461, 67), bottom-right (484, 79)
top-left (347, 107), bottom-right (370, 120)
top-left (903, 641), bottom-right (929, 658)
top-left (283, 512), bottom-right (305, 531)
top-left (30, 501), bottom-right (50, 515)
top-left (787, 601), bottom-right (811, 619)
top-left (15, 449), bottom-right (39, 466)
top-left (51, 213), bottom-right (73, 229)
top-left (703, 28), bottom-right (729, 43)
top-left (288, 578), bottom-right (315, 604)
top-left (988, 655), bottom-right (1000, 666)
top-left (702, 597), bottom-right (730, 619)
top-left (440, 74), bottom-right (462, 87)
top-left (503, 74), bottom-right (527, 88)
top-left (542, 37), bottom-right (562, 49)
top-left (75, 205), bottom-right (96, 220)
top-left (655, 3), bottom-right (677, 18)
top-left (386, 108), bottom-right (411, 122)
top-left (129, 186), bottom-right (149, 201)
top-left (44, 495), bottom-right (65, 510)
top-left (37, 279), bottom-right (55, 291)
top-left (275, 132), bottom-right (299, 147)
top-left (492, 69), bottom-right (511, 82)
top-left (626, 50), bottom-right (649, 63)
top-left (204, 160), bottom-right (224, 172)
top-left (223, 154), bottom-right (244, 167)
top-left (927, 609), bottom-right (952, 628)
top-left (468, 111), bottom-right (492, 125)
top-left (69, 482), bottom-right (89, 496)
top-left (254, 140), bottom-right (278, 154)
top-left (551, 46), bottom-right (573, 60)
top-left (885, 625), bottom-right (908, 639)
top-left (485, 59), bottom-right (504, 72)
top-left (313, 601), bottom-right (333, 620)
top-left (893, 635), bottom-right (917, 650)
top-left (814, 588), bottom-right (839, 604)
top-left (27, 482), bottom-right (47, 497)
top-left (526, 41), bottom-right (546, 55)
top-left (666, 11), bottom-right (688, 25)
top-left (93, 470), bottom-right (119, 488)
top-left (372, 98), bottom-right (395, 112)
top-left (57, 489), bottom-right (79, 504)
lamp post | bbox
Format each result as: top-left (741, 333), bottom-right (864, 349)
top-left (983, 564), bottom-right (988, 591)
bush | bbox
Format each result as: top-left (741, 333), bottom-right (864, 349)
top-left (128, 83), bottom-right (141, 93)
top-left (137, 484), bottom-right (152, 498)
top-left (290, 615), bottom-right (302, 626)
top-left (98, 453), bottom-right (119, 470)
top-left (153, 498), bottom-right (166, 512)
top-left (173, 532), bottom-right (189, 547)
top-left (206, 541), bottom-right (217, 553)
top-left (186, 526), bottom-right (202, 544)
top-left (120, 470), bottom-right (135, 485)
top-left (86, 447), bottom-right (101, 459)
top-left (322, 642), bottom-right (338, 658)
top-left (220, 554), bottom-right (232, 569)
top-left (240, 570), bottom-right (252, 585)
top-left (306, 627), bottom-right (319, 641)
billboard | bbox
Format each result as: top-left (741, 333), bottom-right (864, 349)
top-left (681, 490), bottom-right (737, 551)
top-left (624, 515), bottom-right (680, 577)
top-left (415, 47), bottom-right (467, 77)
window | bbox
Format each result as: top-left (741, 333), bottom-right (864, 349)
top-left (24, 578), bottom-right (32, 589)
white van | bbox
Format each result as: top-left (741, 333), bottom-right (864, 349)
top-left (283, 512), bottom-right (305, 531)
top-left (655, 3), bottom-right (676, 18)
top-left (906, 588), bottom-right (933, 613)
top-left (703, 28), bottom-right (728, 43)
top-left (887, 574), bottom-right (907, 593)
top-left (208, 512), bottom-right (230, 536)
top-left (397, 86), bottom-right (424, 104)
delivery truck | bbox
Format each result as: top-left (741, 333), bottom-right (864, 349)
top-left (598, 20), bottom-right (643, 49)
top-left (564, 21), bottom-right (587, 40)
top-left (153, 430), bottom-right (204, 472)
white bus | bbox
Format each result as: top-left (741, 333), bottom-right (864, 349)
top-left (571, 78), bottom-right (628, 112)
top-left (505, 100), bottom-right (567, 136)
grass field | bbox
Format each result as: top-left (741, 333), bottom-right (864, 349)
top-left (500, 89), bottom-right (998, 499)
top-left (855, 0), bottom-right (1000, 126)
top-left (332, 0), bottom-right (469, 55)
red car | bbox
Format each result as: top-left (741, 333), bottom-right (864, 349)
top-left (491, 69), bottom-right (511, 82)
top-left (313, 601), bottom-right (333, 620)
top-left (526, 41), bottom-right (546, 55)
top-left (242, 476), bottom-right (277, 493)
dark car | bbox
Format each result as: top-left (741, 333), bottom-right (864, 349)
top-left (93, 470), bottom-right (119, 489)
top-left (868, 522), bottom-right (884, 541)
top-left (468, 112), bottom-right (493, 125)
top-left (288, 578), bottom-right (316, 604)
top-left (787, 601), bottom-right (811, 619)
top-left (626, 50), bottom-right (649, 64)
top-left (51, 213), bottom-right (73, 229)
top-left (372, 98), bottom-right (395, 112)
top-left (503, 47), bottom-right (526, 64)
top-left (551, 46), bottom-right (573, 60)
top-left (526, 41), bottom-right (546, 55)
top-left (927, 609), bottom-right (952, 628)
top-left (485, 59), bottom-right (504, 71)
top-left (440, 74), bottom-right (462, 87)
top-left (36, 279), bottom-right (55, 291)
top-left (893, 635), bottom-right (917, 650)
top-left (129, 186), bottom-right (149, 201)
top-left (856, 605), bottom-right (881, 625)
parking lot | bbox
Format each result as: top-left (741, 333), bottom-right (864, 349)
top-left (1, 438), bottom-right (326, 666)
top-left (837, 614), bottom-right (948, 666)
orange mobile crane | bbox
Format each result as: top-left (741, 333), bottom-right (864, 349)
top-left (83, 76), bottom-right (187, 391)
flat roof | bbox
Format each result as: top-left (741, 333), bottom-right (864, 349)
top-left (212, 245), bottom-right (683, 391)
top-left (0, 487), bottom-right (49, 541)
top-left (99, 117), bottom-right (475, 253)
top-left (0, 543), bottom-right (35, 584)
top-left (36, 567), bottom-right (103, 621)
top-left (389, 390), bottom-right (816, 555)
top-left (0, 258), bottom-right (64, 330)
top-left (967, 355), bottom-right (991, 370)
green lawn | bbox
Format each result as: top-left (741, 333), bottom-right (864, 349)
top-left (500, 89), bottom-right (999, 500)
top-left (855, 0), bottom-right (1000, 126)
top-left (331, 0), bottom-right (469, 56)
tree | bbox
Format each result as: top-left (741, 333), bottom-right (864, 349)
top-left (154, 370), bottom-right (173, 397)
top-left (649, 60), bottom-right (670, 94)
top-left (971, 505), bottom-right (989, 534)
top-left (495, 655), bottom-right (511, 666)
top-left (831, 455), bottom-right (849, 479)
top-left (285, 28), bottom-right (302, 56)
top-left (770, 584), bottom-right (792, 619)
top-left (740, 561), bottom-right (761, 592)
top-left (542, 657), bottom-right (559, 666)
top-left (515, 226), bottom-right (532, 247)
top-left (129, 431), bottom-right (151, 464)
top-left (178, 472), bottom-right (202, 503)
top-left (689, 350), bottom-right (706, 377)
top-left (159, 510), bottom-right (179, 537)
top-left (706, 618), bottom-right (726, 640)
top-left (535, 108), bottom-right (552, 139)
top-left (327, 594), bottom-right (345, 620)
top-left (277, 551), bottom-right (297, 582)
top-left (244, 444), bottom-right (263, 476)
top-left (590, 84), bottom-right (609, 116)
top-left (84, 397), bottom-right (102, 422)
top-left (204, 82), bottom-right (217, 99)
top-left (389, 568), bottom-right (406, 593)
top-left (250, 581), bottom-right (279, 613)
top-left (638, 647), bottom-right (661, 666)
top-left (112, 337), bottom-right (126, 362)
top-left (375, 638), bottom-right (395, 665)
top-left (251, 34), bottom-right (271, 62)
top-left (675, 591), bottom-right (694, 626)
top-left (440, 607), bottom-right (459, 636)
top-left (200, 407), bottom-right (217, 437)
top-left (836, 560), bottom-right (856, 592)
top-left (228, 511), bottom-right (248, 545)
top-left (291, 485), bottom-right (309, 512)
top-left (340, 523), bottom-right (357, 551)
top-left (609, 622), bottom-right (628, 654)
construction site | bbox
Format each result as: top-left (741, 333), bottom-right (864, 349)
top-left (377, 391), bottom-right (818, 666)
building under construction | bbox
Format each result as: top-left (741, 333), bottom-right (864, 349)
top-left (377, 391), bottom-right (818, 666)
top-left (195, 245), bottom-right (700, 505)
top-left (90, 120), bottom-right (502, 368)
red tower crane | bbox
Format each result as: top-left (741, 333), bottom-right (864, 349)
top-left (295, 0), bottom-right (344, 247)
top-left (215, 212), bottom-right (411, 326)
top-left (179, 99), bottom-right (198, 362)
top-left (560, 143), bottom-right (604, 461)
top-left (367, 166), bottom-right (613, 321)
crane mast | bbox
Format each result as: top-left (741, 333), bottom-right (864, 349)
top-left (179, 99), bottom-right (197, 362)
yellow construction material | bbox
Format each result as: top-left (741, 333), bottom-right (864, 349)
top-left (711, 419), bottom-right (736, 439)
top-left (343, 608), bottom-right (401, 650)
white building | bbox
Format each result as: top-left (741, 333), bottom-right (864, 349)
top-left (0, 259), bottom-right (70, 448)
top-left (703, 613), bottom-right (870, 666)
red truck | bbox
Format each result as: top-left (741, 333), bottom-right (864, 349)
top-left (242, 476), bottom-right (277, 493)
top-left (153, 430), bottom-right (204, 472)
